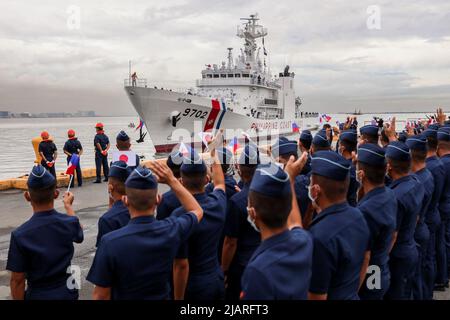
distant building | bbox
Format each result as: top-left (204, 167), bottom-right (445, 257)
top-left (0, 111), bottom-right (11, 118)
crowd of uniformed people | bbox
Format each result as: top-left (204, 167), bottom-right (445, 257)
top-left (5, 110), bottom-right (450, 300)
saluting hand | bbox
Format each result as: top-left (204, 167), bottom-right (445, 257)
top-left (149, 160), bottom-right (177, 185)
top-left (383, 117), bottom-right (397, 142)
top-left (437, 107), bottom-right (446, 125)
top-left (284, 152), bottom-right (308, 179)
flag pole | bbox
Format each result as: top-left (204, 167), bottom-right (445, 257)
top-left (67, 175), bottom-right (74, 193)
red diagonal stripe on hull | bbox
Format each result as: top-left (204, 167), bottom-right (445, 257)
top-left (203, 100), bottom-right (221, 132)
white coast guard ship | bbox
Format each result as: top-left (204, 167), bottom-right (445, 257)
top-left (124, 14), bottom-right (316, 153)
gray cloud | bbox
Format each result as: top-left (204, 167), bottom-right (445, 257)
top-left (0, 0), bottom-right (449, 115)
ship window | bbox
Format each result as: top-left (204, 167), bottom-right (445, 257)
top-left (235, 74), bottom-right (241, 78)
top-left (220, 74), bottom-right (226, 78)
top-left (213, 74), bottom-right (219, 78)
top-left (207, 74), bottom-right (212, 78)
top-left (242, 74), bottom-right (250, 78)
top-left (202, 75), bottom-right (206, 79)
top-left (228, 74), bottom-right (234, 78)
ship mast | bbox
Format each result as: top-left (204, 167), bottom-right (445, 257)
top-left (237, 14), bottom-right (267, 72)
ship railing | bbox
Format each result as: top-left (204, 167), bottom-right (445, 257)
top-left (124, 78), bottom-right (148, 87)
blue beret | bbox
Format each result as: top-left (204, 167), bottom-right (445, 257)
top-left (386, 141), bottom-right (411, 161)
top-left (406, 135), bottom-right (427, 151)
top-left (167, 151), bottom-right (183, 168)
top-left (398, 131), bottom-right (408, 143)
top-left (272, 137), bottom-right (298, 157)
top-left (300, 130), bottom-right (313, 142)
top-left (423, 128), bottom-right (438, 139)
top-left (238, 145), bottom-right (260, 165)
top-left (125, 166), bottom-right (158, 190)
top-left (428, 124), bottom-right (440, 131)
top-left (437, 127), bottom-right (450, 141)
top-left (180, 149), bottom-right (207, 174)
top-left (312, 130), bottom-right (331, 148)
top-left (109, 161), bottom-right (132, 182)
top-left (339, 130), bottom-right (357, 144)
top-left (360, 125), bottom-right (379, 137)
top-left (311, 151), bottom-right (351, 181)
top-left (27, 165), bottom-right (56, 189)
top-left (217, 147), bottom-right (233, 165)
top-left (116, 130), bottom-right (130, 142)
top-left (358, 144), bottom-right (386, 167)
top-left (250, 163), bottom-right (291, 198)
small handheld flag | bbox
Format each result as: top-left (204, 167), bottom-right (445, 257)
top-left (228, 137), bottom-right (239, 154)
top-left (66, 154), bottom-right (80, 176)
top-left (292, 122), bottom-right (300, 133)
top-left (112, 151), bottom-right (137, 166)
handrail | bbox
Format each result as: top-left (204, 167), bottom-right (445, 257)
top-left (124, 78), bottom-right (148, 87)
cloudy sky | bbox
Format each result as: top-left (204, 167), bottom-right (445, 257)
top-left (0, 0), bottom-right (449, 115)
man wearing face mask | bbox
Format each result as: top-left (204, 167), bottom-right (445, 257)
top-left (222, 145), bottom-right (261, 300)
top-left (308, 151), bottom-right (370, 300)
top-left (406, 135), bottom-right (435, 300)
top-left (240, 154), bottom-right (313, 300)
top-left (356, 144), bottom-right (397, 300)
top-left (95, 161), bottom-right (132, 247)
top-left (384, 141), bottom-right (425, 300)
top-left (299, 130), bottom-right (332, 226)
top-left (338, 130), bottom-right (359, 207)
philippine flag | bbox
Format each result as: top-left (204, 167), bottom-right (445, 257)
top-left (292, 122), bottom-right (300, 133)
top-left (228, 137), bottom-right (239, 154)
top-left (66, 154), bottom-right (80, 175)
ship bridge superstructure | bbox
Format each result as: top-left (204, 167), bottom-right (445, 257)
top-left (196, 14), bottom-right (299, 120)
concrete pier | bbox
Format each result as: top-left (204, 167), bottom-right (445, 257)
top-left (0, 177), bottom-right (449, 300)
top-left (0, 177), bottom-right (170, 300)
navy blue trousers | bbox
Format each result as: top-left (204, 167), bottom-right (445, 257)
top-left (435, 221), bottom-right (448, 284)
top-left (95, 154), bottom-right (109, 181)
top-left (385, 252), bottom-right (418, 300)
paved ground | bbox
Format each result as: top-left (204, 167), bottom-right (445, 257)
top-left (0, 180), bottom-right (449, 300)
top-left (0, 179), bottom-right (169, 300)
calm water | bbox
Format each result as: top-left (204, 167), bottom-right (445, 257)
top-left (0, 117), bottom-right (156, 180)
top-left (0, 112), bottom-right (434, 180)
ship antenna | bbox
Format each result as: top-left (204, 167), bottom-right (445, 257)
top-left (227, 48), bottom-right (233, 69)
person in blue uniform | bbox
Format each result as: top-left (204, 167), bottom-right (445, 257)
top-left (357, 144), bottom-right (397, 300)
top-left (115, 130), bottom-right (141, 169)
top-left (93, 123), bottom-right (110, 183)
top-left (95, 161), bottom-right (132, 247)
top-left (157, 151), bottom-right (184, 220)
top-left (38, 131), bottom-right (58, 178)
top-left (338, 130), bottom-right (359, 206)
top-left (406, 136), bottom-right (434, 300)
top-left (241, 155), bottom-right (313, 300)
top-left (299, 130), bottom-right (332, 226)
top-left (87, 164), bottom-right (203, 300)
top-left (423, 125), bottom-right (448, 290)
top-left (7, 165), bottom-right (83, 300)
top-left (222, 145), bottom-right (261, 300)
top-left (205, 147), bottom-right (237, 199)
top-left (172, 148), bottom-right (227, 301)
top-left (385, 141), bottom-right (425, 300)
top-left (359, 124), bottom-right (379, 145)
top-left (205, 147), bottom-right (237, 264)
top-left (299, 130), bottom-right (312, 175)
top-left (437, 127), bottom-right (450, 286)
top-left (308, 151), bottom-right (370, 300)
top-left (63, 129), bottom-right (83, 188)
